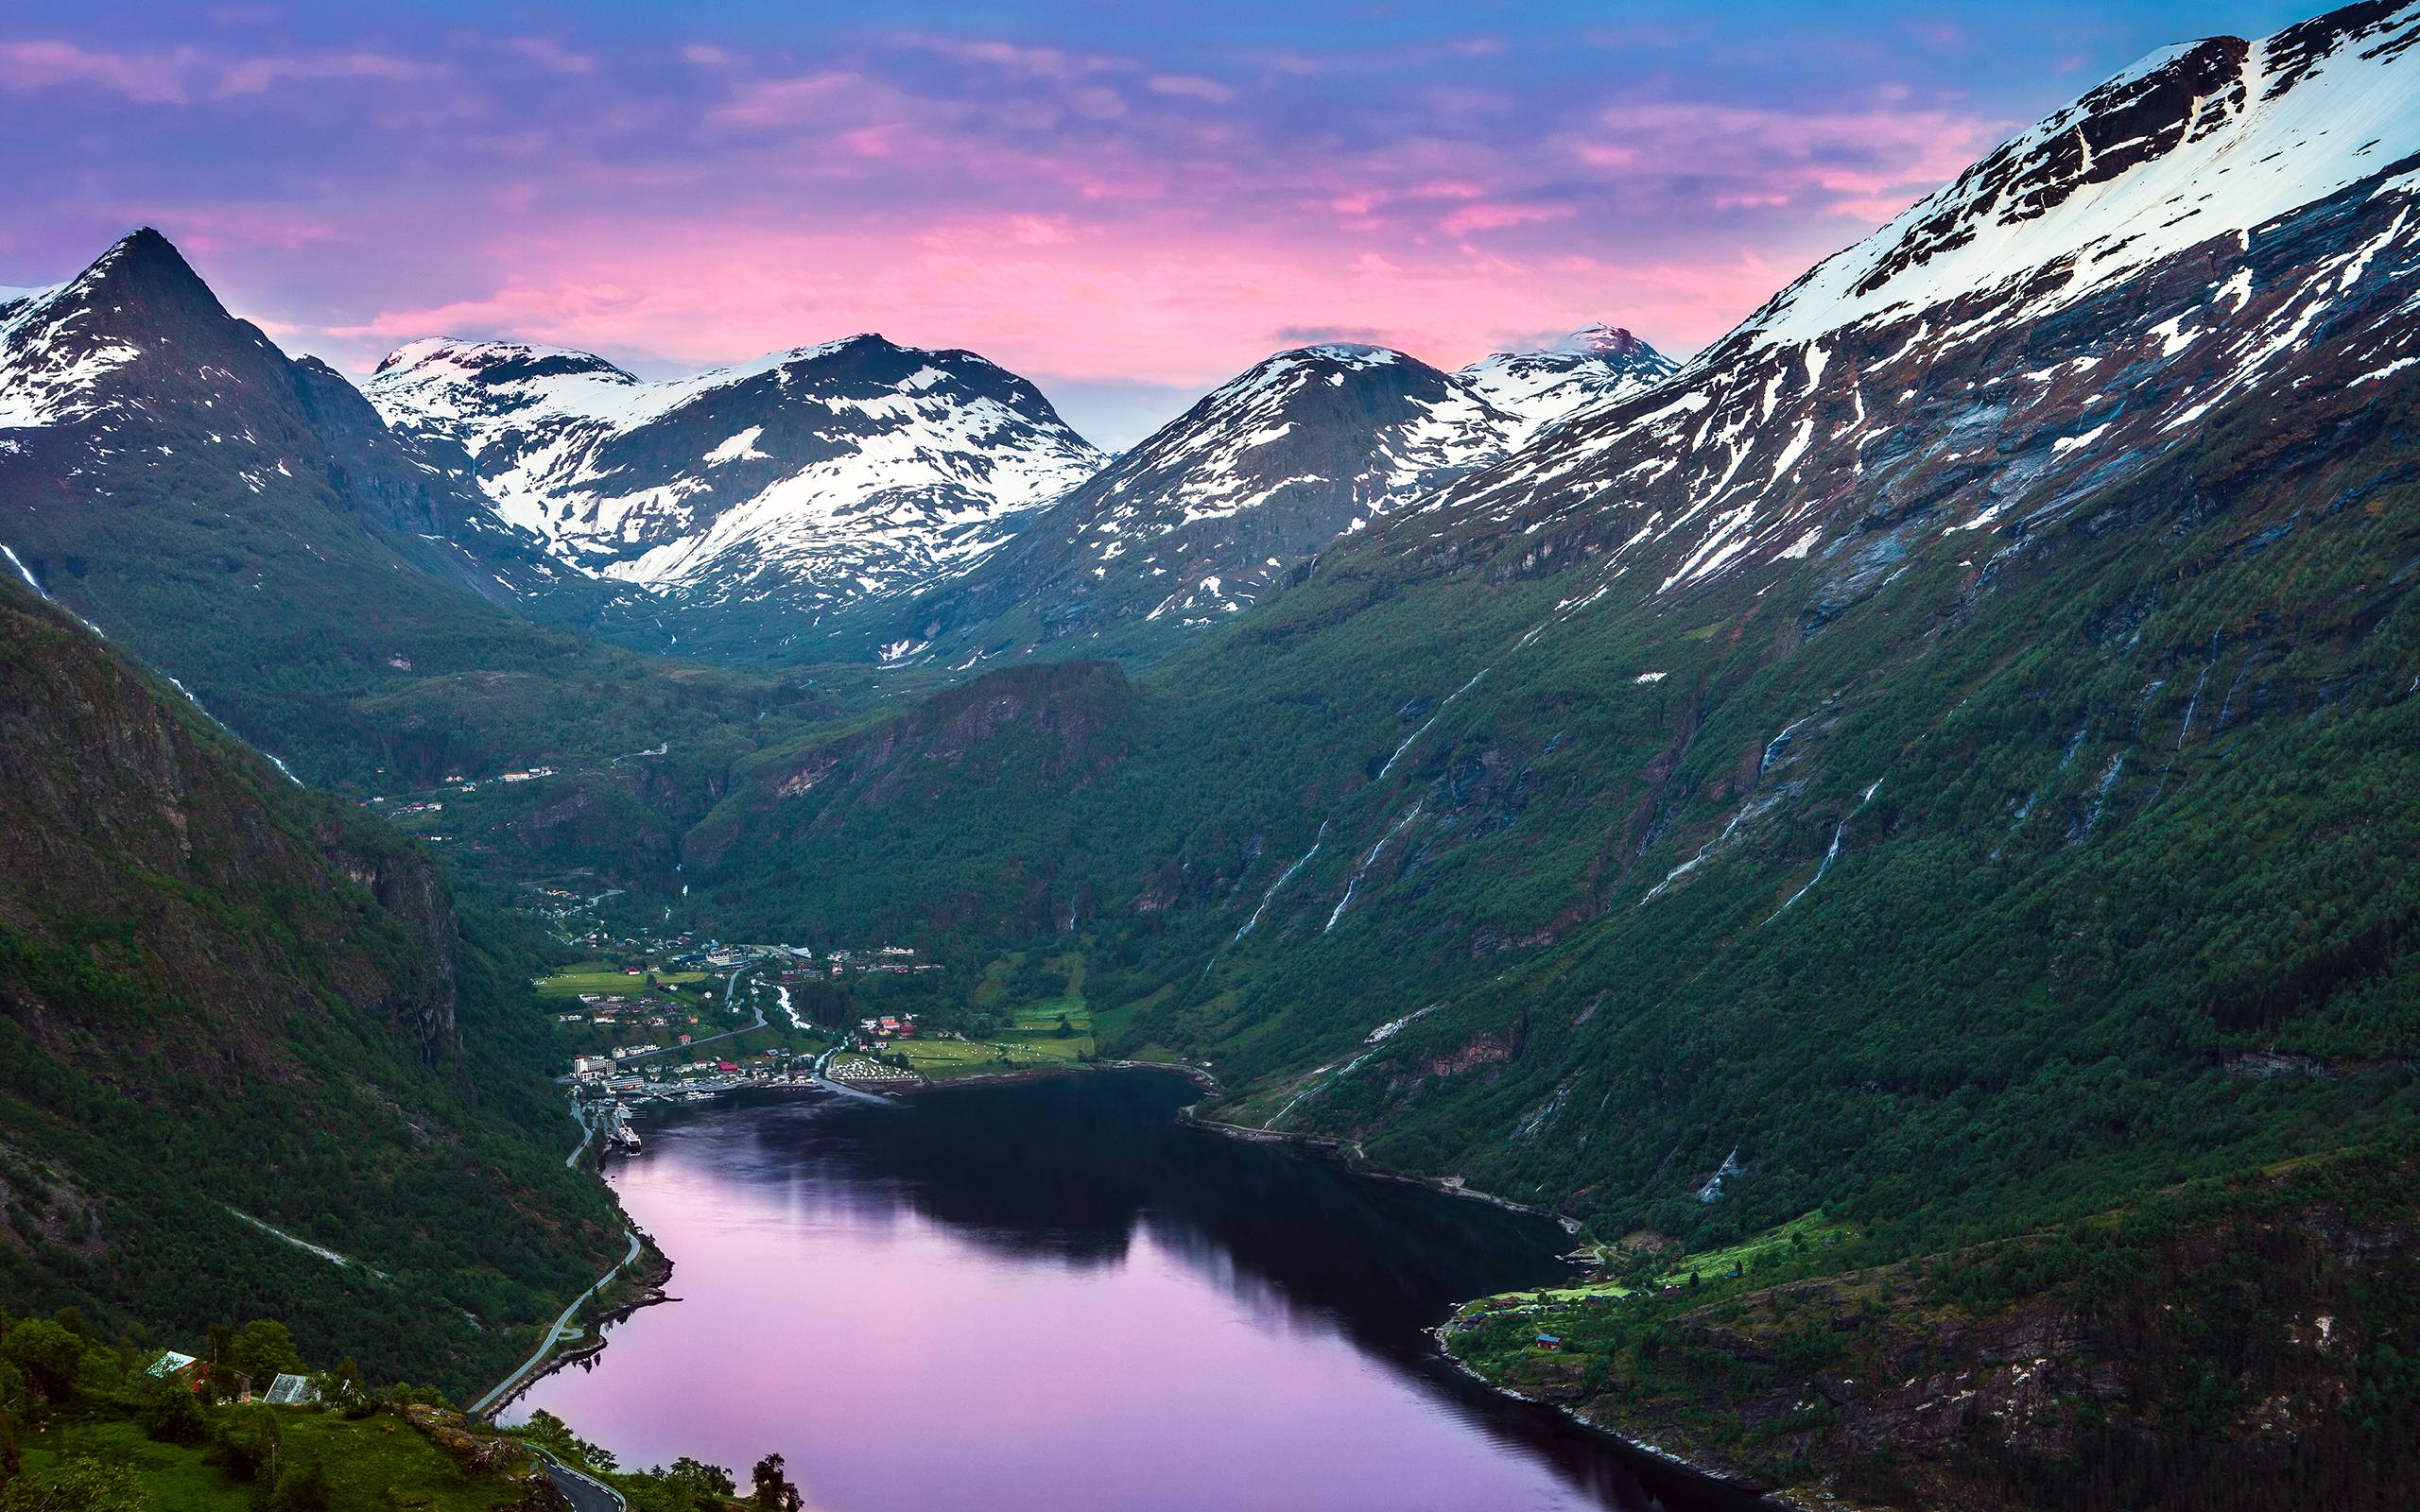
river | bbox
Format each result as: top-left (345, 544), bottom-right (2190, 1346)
top-left (506, 1071), bottom-right (1746, 1511)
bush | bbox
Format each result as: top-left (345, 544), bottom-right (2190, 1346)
top-left (0, 1455), bottom-right (147, 1512)
top-left (140, 1378), bottom-right (208, 1445)
top-left (266, 1459), bottom-right (330, 1512)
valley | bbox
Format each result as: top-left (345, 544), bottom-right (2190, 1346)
top-left (3, 3), bottom-right (2419, 1508)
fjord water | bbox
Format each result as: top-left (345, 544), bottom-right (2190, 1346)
top-left (508, 1072), bottom-right (1737, 1511)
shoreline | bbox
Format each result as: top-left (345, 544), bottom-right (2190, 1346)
top-left (1178, 1101), bottom-right (1795, 1509)
top-left (544, 1061), bottom-right (1784, 1509)
top-left (1175, 1102), bottom-right (1581, 1232)
top-left (899, 1055), bottom-right (1219, 1096)
top-left (1425, 1326), bottom-right (1791, 1511)
top-left (474, 1241), bottom-right (676, 1421)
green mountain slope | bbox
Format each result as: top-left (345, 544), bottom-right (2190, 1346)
top-left (671, 12), bottom-right (2420, 1497)
top-left (0, 576), bottom-right (622, 1396)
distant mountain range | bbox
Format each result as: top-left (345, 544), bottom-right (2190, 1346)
top-left (361, 320), bottom-right (1674, 662)
top-left (863, 333), bottom-right (1672, 663)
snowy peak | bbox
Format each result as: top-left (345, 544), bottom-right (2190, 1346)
top-left (1401, 0), bottom-right (2420, 625)
top-left (1070, 341), bottom-right (1521, 561)
top-left (1459, 324), bottom-right (1678, 442)
top-left (0, 228), bottom-right (229, 429)
top-left (1548, 322), bottom-right (1667, 361)
top-left (1734, 0), bottom-right (2420, 351)
top-left (366, 330), bottom-right (1105, 620)
top-left (877, 342), bottom-right (1531, 655)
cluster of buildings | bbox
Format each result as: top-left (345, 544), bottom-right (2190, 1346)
top-left (575, 1046), bottom-right (809, 1108)
top-left (857, 1014), bottom-right (921, 1042)
top-left (146, 1352), bottom-right (320, 1405)
top-left (356, 797), bottom-right (443, 815)
top-left (823, 946), bottom-right (942, 978)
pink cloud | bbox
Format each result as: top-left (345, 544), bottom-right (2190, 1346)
top-left (1564, 99), bottom-right (2002, 219)
top-left (1440, 202), bottom-right (1574, 235)
top-left (504, 38), bottom-right (595, 76)
top-left (1148, 74), bottom-right (1236, 104)
top-left (314, 205), bottom-right (1796, 399)
top-left (0, 41), bottom-right (197, 103)
top-left (888, 33), bottom-right (1127, 80)
top-left (213, 51), bottom-right (438, 98)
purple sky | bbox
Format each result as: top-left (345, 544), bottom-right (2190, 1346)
top-left (0, 1), bottom-right (2327, 445)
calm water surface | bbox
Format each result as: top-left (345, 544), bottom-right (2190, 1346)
top-left (508, 1072), bottom-right (1741, 1512)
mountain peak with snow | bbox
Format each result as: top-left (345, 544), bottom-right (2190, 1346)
top-left (1459, 324), bottom-right (1678, 443)
top-left (1546, 323), bottom-right (1663, 361)
top-left (867, 340), bottom-right (1533, 659)
top-left (0, 228), bottom-right (232, 431)
top-left (366, 329), bottom-right (1104, 633)
top-left (1724, 0), bottom-right (2420, 355)
top-left (1400, 0), bottom-right (2420, 625)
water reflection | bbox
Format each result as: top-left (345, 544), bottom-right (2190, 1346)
top-left (510, 1072), bottom-right (1746, 1512)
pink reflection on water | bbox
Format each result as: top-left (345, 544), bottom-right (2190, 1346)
top-left (508, 1093), bottom-right (1655, 1511)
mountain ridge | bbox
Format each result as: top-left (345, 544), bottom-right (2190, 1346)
top-left (366, 327), bottom-right (1105, 654)
top-left (856, 331), bottom-right (1673, 666)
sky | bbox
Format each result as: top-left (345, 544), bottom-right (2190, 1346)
top-left (0, 1), bottom-right (2331, 447)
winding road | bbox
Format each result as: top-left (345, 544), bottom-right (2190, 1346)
top-left (468, 1227), bottom-right (642, 1419)
top-left (529, 1442), bottom-right (628, 1512)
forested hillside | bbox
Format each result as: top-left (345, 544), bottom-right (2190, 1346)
top-left (667, 9), bottom-right (2420, 1497)
top-left (0, 576), bottom-right (623, 1396)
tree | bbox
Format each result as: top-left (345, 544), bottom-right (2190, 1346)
top-left (202, 1324), bottom-right (233, 1403)
top-left (228, 1321), bottom-right (301, 1394)
top-left (0, 1324), bottom-right (83, 1404)
top-left (521, 1409), bottom-right (573, 1450)
top-left (666, 1458), bottom-right (735, 1498)
top-left (141, 1376), bottom-right (208, 1445)
top-left (750, 1453), bottom-right (803, 1511)
top-left (323, 1356), bottom-right (368, 1417)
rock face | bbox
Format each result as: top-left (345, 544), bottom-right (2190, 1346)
top-left (0, 574), bottom-right (628, 1393)
top-left (365, 332), bottom-right (1103, 652)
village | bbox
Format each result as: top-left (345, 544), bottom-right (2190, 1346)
top-left (509, 881), bottom-right (1111, 1155)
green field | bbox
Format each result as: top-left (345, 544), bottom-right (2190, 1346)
top-left (23, 1411), bottom-right (529, 1511)
top-left (889, 1030), bottom-right (1093, 1080)
top-left (1009, 996), bottom-right (1092, 1032)
top-left (1469, 1211), bottom-right (1858, 1307)
top-left (534, 961), bottom-right (715, 997)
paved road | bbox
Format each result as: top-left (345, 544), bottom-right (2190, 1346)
top-left (468, 1228), bottom-right (642, 1418)
top-left (529, 1442), bottom-right (627, 1512)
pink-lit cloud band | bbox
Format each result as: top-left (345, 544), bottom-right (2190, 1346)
top-left (0, 1), bottom-right (2325, 444)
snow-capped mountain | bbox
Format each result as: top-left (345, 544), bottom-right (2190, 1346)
top-left (0, 229), bottom-right (618, 778)
top-left (0, 230), bottom-right (570, 615)
top-left (1403, 1), bottom-right (2420, 615)
top-left (366, 334), bottom-right (1104, 635)
top-left (866, 343), bottom-right (1534, 661)
top-left (1458, 323), bottom-right (1677, 443)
